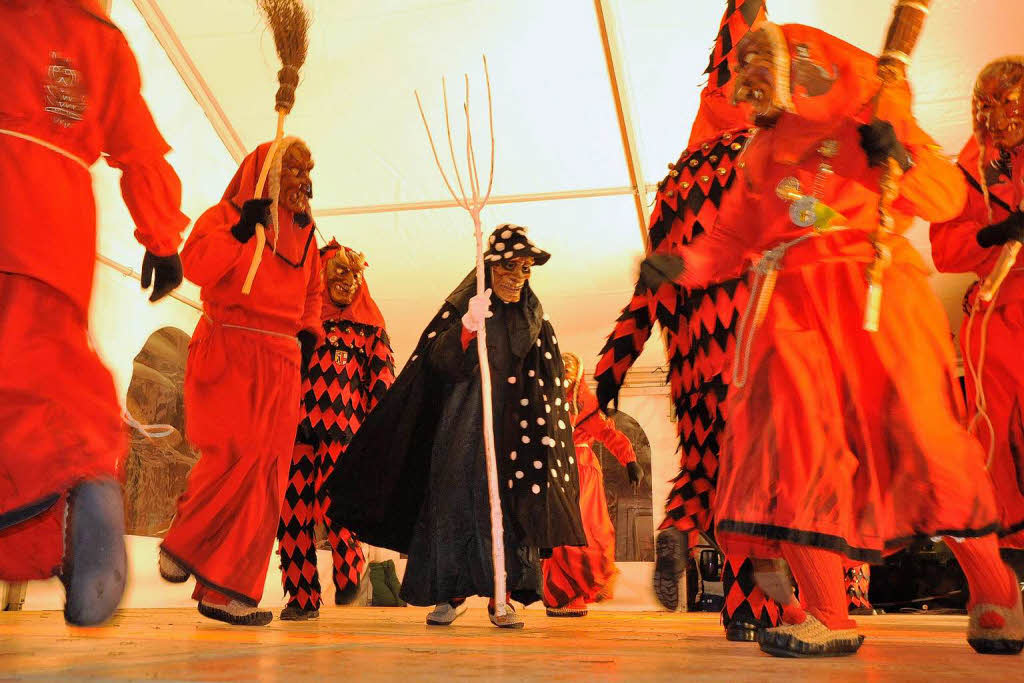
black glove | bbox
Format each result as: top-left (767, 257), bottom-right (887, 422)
top-left (638, 253), bottom-right (685, 292)
top-left (977, 212), bottom-right (1024, 248)
top-left (231, 198), bottom-right (273, 243)
top-left (140, 251), bottom-right (182, 302)
top-left (858, 120), bottom-right (912, 172)
top-left (596, 371), bottom-right (621, 416)
top-left (626, 461), bottom-right (644, 490)
top-left (297, 329), bottom-right (317, 380)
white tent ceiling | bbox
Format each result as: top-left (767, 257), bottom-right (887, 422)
top-left (92, 0), bottom-right (1024, 394)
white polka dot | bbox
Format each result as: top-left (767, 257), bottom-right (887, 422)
top-left (489, 235), bottom-right (496, 244)
top-left (522, 435), bottom-right (531, 444)
top-left (513, 243), bottom-right (525, 250)
top-left (555, 377), bottom-right (561, 387)
top-left (510, 451), bottom-right (517, 461)
top-left (442, 311), bottom-right (450, 319)
top-left (555, 398), bottom-right (562, 406)
top-left (528, 370), bottom-right (536, 377)
top-left (543, 394), bottom-right (549, 401)
top-left (542, 314), bottom-right (550, 321)
top-left (560, 441), bottom-right (565, 448)
top-left (537, 418), bottom-right (546, 426)
top-left (537, 340), bottom-right (542, 347)
top-left (508, 480), bottom-right (513, 489)
top-left (556, 459), bottom-right (562, 467)
top-left (544, 352), bottom-right (553, 360)
top-left (508, 376), bottom-right (517, 384)
top-left (534, 460), bottom-right (543, 469)
top-left (502, 230), bottom-right (513, 239)
top-left (538, 379), bottom-right (545, 387)
top-left (520, 420), bottom-right (528, 428)
top-left (515, 470), bottom-right (524, 479)
top-left (569, 456), bottom-right (575, 465)
top-left (495, 242), bottom-right (505, 250)
top-left (531, 247), bottom-right (541, 253)
top-left (520, 398), bottom-right (529, 406)
top-left (427, 331), bottom-right (437, 339)
top-left (410, 354), bottom-right (418, 362)
top-left (564, 474), bottom-right (570, 482)
top-left (504, 251), bottom-right (513, 258)
top-left (545, 405), bottom-right (552, 414)
top-left (550, 469), bottom-right (558, 478)
top-left (558, 420), bottom-right (566, 430)
top-left (552, 337), bottom-right (557, 345)
top-left (531, 484), bottom-right (541, 494)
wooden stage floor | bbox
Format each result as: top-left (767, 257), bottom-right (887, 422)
top-left (0, 608), bottom-right (1018, 681)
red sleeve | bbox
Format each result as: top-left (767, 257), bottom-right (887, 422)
top-left (578, 413), bottom-right (637, 465)
top-left (102, 32), bottom-right (188, 257)
top-left (366, 330), bottom-right (396, 414)
top-left (892, 138), bottom-right (968, 224)
top-left (300, 237), bottom-right (323, 342)
top-left (678, 167), bottom-right (757, 289)
top-left (930, 179), bottom-right (998, 275)
top-left (461, 327), bottom-right (477, 351)
top-left (180, 204), bottom-right (257, 287)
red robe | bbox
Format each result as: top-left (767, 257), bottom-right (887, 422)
top-left (0, 0), bottom-right (187, 580)
top-left (161, 142), bottom-right (322, 605)
top-left (677, 24), bottom-right (998, 564)
top-left (930, 137), bottom-right (1024, 548)
top-left (543, 379), bottom-right (636, 607)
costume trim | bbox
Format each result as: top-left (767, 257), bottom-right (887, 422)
top-left (158, 545), bottom-right (260, 607)
top-left (0, 493), bottom-right (61, 532)
top-left (0, 129), bottom-right (90, 172)
top-left (958, 162), bottom-right (1013, 213)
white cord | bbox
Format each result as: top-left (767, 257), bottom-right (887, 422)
top-left (963, 284), bottom-right (1001, 470)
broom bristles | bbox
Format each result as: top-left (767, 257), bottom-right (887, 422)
top-left (258, 0), bottom-right (310, 113)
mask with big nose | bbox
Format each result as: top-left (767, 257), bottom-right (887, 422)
top-left (280, 141), bottom-right (314, 223)
top-left (975, 61), bottom-right (1024, 152)
top-left (324, 250), bottom-right (363, 307)
top-left (490, 257), bottom-right (534, 303)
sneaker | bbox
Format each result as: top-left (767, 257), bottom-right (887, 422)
top-left (967, 593), bottom-right (1024, 655)
top-left (488, 602), bottom-right (525, 629)
top-left (62, 479), bottom-right (127, 626)
top-left (279, 604), bottom-right (319, 621)
top-left (198, 599), bottom-right (273, 626)
top-left (426, 601), bottom-right (467, 626)
top-left (158, 549), bottom-right (190, 583)
top-left (653, 528), bottom-right (686, 611)
top-left (757, 613), bottom-right (864, 658)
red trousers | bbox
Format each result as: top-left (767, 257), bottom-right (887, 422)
top-left (0, 274), bottom-right (123, 580)
top-left (161, 318), bottom-right (300, 605)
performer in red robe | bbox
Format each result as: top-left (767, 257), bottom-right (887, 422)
top-left (642, 23), bottom-right (1022, 657)
top-left (543, 352), bottom-right (641, 617)
top-left (278, 241), bottom-right (395, 620)
top-left (159, 138), bottom-right (322, 626)
top-left (0, 0), bottom-right (187, 626)
top-left (930, 57), bottom-right (1024, 551)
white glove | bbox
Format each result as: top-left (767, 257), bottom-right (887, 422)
top-left (462, 289), bottom-right (493, 332)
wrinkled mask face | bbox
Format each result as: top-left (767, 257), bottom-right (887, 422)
top-left (975, 65), bottom-right (1024, 151)
top-left (733, 30), bottom-right (783, 125)
top-left (562, 353), bottom-right (580, 393)
top-left (324, 251), bottom-right (362, 307)
top-left (490, 257), bottom-right (534, 303)
top-left (280, 142), bottom-right (314, 219)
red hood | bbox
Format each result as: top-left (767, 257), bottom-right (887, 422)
top-left (319, 240), bottom-right (386, 330)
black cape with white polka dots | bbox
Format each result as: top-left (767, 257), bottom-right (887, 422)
top-left (327, 269), bottom-right (586, 555)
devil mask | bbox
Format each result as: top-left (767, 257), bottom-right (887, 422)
top-left (324, 247), bottom-right (365, 308)
top-left (974, 58), bottom-right (1024, 153)
top-left (279, 141), bottom-right (314, 222)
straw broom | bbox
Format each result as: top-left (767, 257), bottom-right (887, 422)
top-left (241, 0), bottom-right (311, 295)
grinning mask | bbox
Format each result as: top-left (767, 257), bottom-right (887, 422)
top-left (324, 248), bottom-right (364, 308)
top-left (280, 141), bottom-right (314, 221)
top-left (490, 257), bottom-right (534, 304)
top-left (974, 59), bottom-right (1024, 152)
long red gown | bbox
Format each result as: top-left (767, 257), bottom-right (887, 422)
top-left (676, 24), bottom-right (999, 564)
top-left (930, 137), bottom-right (1024, 548)
top-left (0, 0), bottom-right (187, 580)
top-left (543, 378), bottom-right (636, 608)
top-left (161, 141), bottom-right (322, 606)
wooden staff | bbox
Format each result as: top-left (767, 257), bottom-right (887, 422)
top-left (415, 58), bottom-right (509, 617)
top-left (863, 0), bottom-right (932, 331)
top-left (242, 0), bottom-right (310, 295)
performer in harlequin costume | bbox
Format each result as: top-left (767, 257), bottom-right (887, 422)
top-left (159, 138), bottom-right (322, 626)
top-left (328, 224), bottom-right (586, 629)
top-left (930, 56), bottom-right (1024, 552)
top-left (642, 22), bottom-right (1023, 657)
top-left (277, 241), bottom-right (395, 620)
top-left (0, 0), bottom-right (187, 626)
top-left (542, 352), bottom-right (642, 617)
top-left (594, 0), bottom-right (790, 640)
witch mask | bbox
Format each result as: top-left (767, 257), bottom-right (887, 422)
top-left (491, 257), bottom-right (534, 304)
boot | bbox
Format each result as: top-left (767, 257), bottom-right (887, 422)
top-left (653, 528), bottom-right (686, 611)
top-left (62, 479), bottom-right (127, 626)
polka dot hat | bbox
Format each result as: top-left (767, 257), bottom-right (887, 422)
top-left (483, 223), bottom-right (551, 266)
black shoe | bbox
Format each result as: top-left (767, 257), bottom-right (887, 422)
top-left (335, 581), bottom-right (360, 605)
top-left (198, 600), bottom-right (273, 626)
top-left (725, 620), bottom-right (761, 642)
top-left (279, 604), bottom-right (319, 621)
top-left (62, 479), bottom-right (127, 626)
top-left (653, 528), bottom-right (686, 611)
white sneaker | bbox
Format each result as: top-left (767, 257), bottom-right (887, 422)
top-left (426, 602), bottom-right (467, 626)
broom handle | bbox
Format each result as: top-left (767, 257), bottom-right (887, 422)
top-left (241, 110), bottom-right (287, 295)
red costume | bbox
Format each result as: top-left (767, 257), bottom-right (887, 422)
top-left (0, 0), bottom-right (186, 595)
top-left (931, 136), bottom-right (1024, 549)
top-left (278, 242), bottom-right (395, 614)
top-left (664, 22), bottom-right (1021, 656)
top-left (161, 140), bottom-right (322, 612)
top-left (543, 376), bottom-right (636, 613)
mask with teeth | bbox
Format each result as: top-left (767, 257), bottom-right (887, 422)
top-left (324, 249), bottom-right (364, 308)
top-left (733, 28), bottom-right (784, 125)
top-left (974, 59), bottom-right (1024, 152)
top-left (279, 141), bottom-right (314, 221)
top-left (490, 257), bottom-right (534, 303)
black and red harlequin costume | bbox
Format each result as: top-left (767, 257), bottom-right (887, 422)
top-left (0, 0), bottom-right (187, 626)
top-left (593, 1), bottom-right (869, 636)
top-left (278, 242), bottom-right (395, 615)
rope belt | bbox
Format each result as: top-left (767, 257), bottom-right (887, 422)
top-left (0, 128), bottom-right (91, 172)
top-left (204, 314), bottom-right (299, 345)
top-left (732, 227), bottom-right (851, 389)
